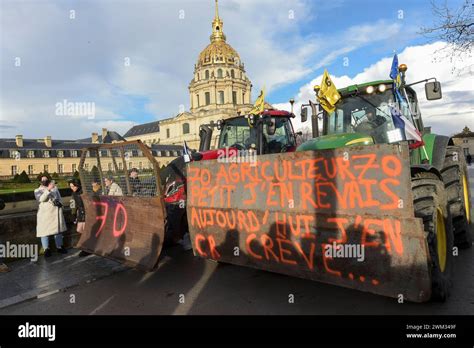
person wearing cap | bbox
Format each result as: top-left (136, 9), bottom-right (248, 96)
top-left (91, 178), bottom-right (102, 195)
top-left (129, 168), bottom-right (142, 196)
top-left (104, 176), bottom-right (123, 196)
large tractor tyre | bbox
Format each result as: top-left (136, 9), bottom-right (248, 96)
top-left (412, 172), bottom-right (454, 301)
top-left (441, 146), bottom-right (472, 249)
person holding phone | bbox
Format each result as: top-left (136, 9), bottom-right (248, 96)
top-left (34, 177), bottom-right (68, 257)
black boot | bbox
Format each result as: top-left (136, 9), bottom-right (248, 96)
top-left (44, 248), bottom-right (52, 258)
top-left (57, 247), bottom-right (68, 254)
top-left (79, 250), bottom-right (91, 257)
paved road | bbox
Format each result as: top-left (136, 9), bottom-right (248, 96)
top-left (2, 169), bottom-right (474, 315)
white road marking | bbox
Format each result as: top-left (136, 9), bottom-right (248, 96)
top-left (37, 289), bottom-right (60, 299)
top-left (89, 295), bottom-right (116, 315)
top-left (171, 261), bottom-right (217, 315)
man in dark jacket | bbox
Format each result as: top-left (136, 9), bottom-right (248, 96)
top-left (129, 168), bottom-right (142, 196)
top-left (69, 179), bottom-right (90, 257)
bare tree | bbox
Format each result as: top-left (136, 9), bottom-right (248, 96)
top-left (420, 0), bottom-right (473, 73)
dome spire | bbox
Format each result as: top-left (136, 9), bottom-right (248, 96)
top-left (210, 0), bottom-right (226, 42)
top-left (215, 0), bottom-right (219, 19)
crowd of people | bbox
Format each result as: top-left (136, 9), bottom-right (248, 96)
top-left (2, 167), bottom-right (159, 267)
top-left (32, 168), bottom-right (146, 259)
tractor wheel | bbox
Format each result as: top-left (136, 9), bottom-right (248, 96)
top-left (441, 146), bottom-right (472, 249)
top-left (412, 172), bottom-right (454, 301)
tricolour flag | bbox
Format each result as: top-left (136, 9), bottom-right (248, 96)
top-left (390, 105), bottom-right (424, 149)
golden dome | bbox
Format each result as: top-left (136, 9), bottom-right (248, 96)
top-left (197, 0), bottom-right (240, 67)
top-left (198, 40), bottom-right (240, 66)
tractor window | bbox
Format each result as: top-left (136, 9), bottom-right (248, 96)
top-left (326, 90), bottom-right (398, 143)
top-left (218, 117), bottom-right (251, 149)
top-left (263, 117), bottom-right (296, 153)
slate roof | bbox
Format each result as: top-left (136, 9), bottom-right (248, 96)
top-left (123, 121), bottom-right (160, 137)
top-left (0, 138), bottom-right (97, 150)
top-left (453, 127), bottom-right (474, 138)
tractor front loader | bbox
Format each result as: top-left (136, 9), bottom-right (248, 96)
top-left (186, 62), bottom-right (471, 302)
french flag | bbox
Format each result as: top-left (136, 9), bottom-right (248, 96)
top-left (390, 105), bottom-right (424, 149)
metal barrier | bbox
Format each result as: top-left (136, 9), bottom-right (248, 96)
top-left (77, 141), bottom-right (165, 271)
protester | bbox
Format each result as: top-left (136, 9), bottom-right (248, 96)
top-left (69, 179), bottom-right (90, 257)
top-left (92, 178), bottom-right (102, 195)
top-left (104, 176), bottom-right (123, 196)
top-left (129, 168), bottom-right (142, 196)
top-left (0, 198), bottom-right (9, 272)
top-left (34, 177), bottom-right (67, 257)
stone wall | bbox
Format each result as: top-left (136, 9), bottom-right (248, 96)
top-left (0, 208), bottom-right (80, 261)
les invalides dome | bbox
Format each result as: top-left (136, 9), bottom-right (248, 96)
top-left (189, 0), bottom-right (252, 113)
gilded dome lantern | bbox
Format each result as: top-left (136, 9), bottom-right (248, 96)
top-left (189, 0), bottom-right (252, 112)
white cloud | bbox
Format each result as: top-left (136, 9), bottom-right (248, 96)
top-left (273, 42), bottom-right (474, 136)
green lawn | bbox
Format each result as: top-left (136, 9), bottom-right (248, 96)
top-left (0, 180), bottom-right (69, 195)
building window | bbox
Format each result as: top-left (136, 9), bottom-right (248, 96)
top-left (84, 163), bottom-right (89, 171)
top-left (183, 123), bottom-right (190, 134)
top-left (129, 162), bottom-right (133, 169)
top-left (44, 165), bottom-right (49, 172)
top-left (139, 162), bottom-right (143, 170)
top-left (11, 165), bottom-right (17, 176)
top-left (58, 164), bottom-right (64, 174)
top-left (28, 165), bottom-right (34, 175)
top-left (118, 162), bottom-right (123, 170)
top-left (205, 92), bottom-right (210, 105)
top-left (166, 151), bottom-right (170, 156)
top-left (218, 91), bottom-right (224, 104)
top-left (464, 148), bottom-right (470, 156)
top-left (108, 163), bottom-right (112, 171)
top-left (231, 70), bottom-right (235, 78)
top-left (217, 69), bottom-right (223, 78)
top-left (205, 70), bottom-right (209, 79)
top-left (233, 91), bottom-right (237, 104)
top-left (57, 150), bottom-right (64, 158)
top-left (72, 164), bottom-right (77, 173)
top-left (43, 150), bottom-right (50, 158)
top-left (463, 139), bottom-right (469, 143)
top-left (196, 94), bottom-right (200, 107)
top-left (243, 92), bottom-right (246, 103)
top-left (27, 150), bottom-right (35, 158)
top-left (166, 129), bottom-right (170, 138)
top-left (71, 150), bottom-right (78, 157)
top-left (10, 150), bottom-right (20, 159)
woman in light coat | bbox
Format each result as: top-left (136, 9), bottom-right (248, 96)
top-left (34, 178), bottom-right (68, 257)
top-left (104, 176), bottom-right (123, 196)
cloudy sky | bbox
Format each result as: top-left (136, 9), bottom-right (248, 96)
top-left (0, 0), bottom-right (472, 139)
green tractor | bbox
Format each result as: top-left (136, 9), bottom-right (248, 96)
top-left (298, 64), bottom-right (472, 300)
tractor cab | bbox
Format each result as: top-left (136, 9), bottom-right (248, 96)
top-left (199, 109), bottom-right (297, 155)
top-left (299, 77), bottom-right (442, 151)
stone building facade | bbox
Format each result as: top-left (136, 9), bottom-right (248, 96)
top-left (452, 126), bottom-right (474, 158)
top-left (123, 0), bottom-right (254, 150)
top-left (0, 129), bottom-right (181, 178)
